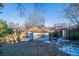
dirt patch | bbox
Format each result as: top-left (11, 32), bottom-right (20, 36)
top-left (0, 41), bottom-right (69, 56)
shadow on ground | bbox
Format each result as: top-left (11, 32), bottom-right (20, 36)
top-left (0, 41), bottom-right (70, 56)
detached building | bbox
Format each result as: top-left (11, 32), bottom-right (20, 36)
top-left (28, 27), bottom-right (54, 41)
top-left (53, 23), bottom-right (68, 38)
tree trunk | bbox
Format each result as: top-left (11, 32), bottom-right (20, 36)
top-left (77, 24), bottom-right (79, 32)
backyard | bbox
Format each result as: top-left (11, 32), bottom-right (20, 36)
top-left (0, 41), bottom-right (69, 56)
top-left (0, 3), bottom-right (79, 56)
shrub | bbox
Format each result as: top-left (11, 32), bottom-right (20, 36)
top-left (67, 28), bottom-right (79, 40)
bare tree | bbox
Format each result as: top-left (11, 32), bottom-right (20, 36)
top-left (27, 13), bottom-right (45, 27)
top-left (0, 3), bottom-right (4, 14)
top-left (16, 3), bottom-right (26, 17)
top-left (0, 3), bottom-right (4, 8)
top-left (24, 21), bottom-right (33, 32)
top-left (0, 3), bottom-right (26, 17)
top-left (25, 3), bottom-right (45, 28)
top-left (64, 3), bottom-right (79, 31)
top-left (33, 3), bottom-right (45, 13)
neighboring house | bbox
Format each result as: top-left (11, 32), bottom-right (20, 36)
top-left (53, 23), bottom-right (68, 38)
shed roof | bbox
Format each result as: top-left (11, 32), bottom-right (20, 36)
top-left (29, 27), bottom-right (54, 33)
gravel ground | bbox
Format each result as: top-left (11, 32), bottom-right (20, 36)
top-left (0, 41), bottom-right (70, 56)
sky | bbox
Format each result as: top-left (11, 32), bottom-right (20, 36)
top-left (0, 3), bottom-right (70, 27)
